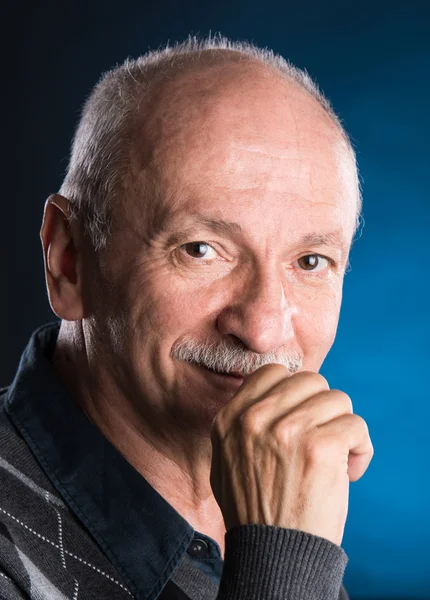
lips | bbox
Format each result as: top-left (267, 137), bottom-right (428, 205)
top-left (200, 365), bottom-right (245, 379)
top-left (223, 371), bottom-right (245, 379)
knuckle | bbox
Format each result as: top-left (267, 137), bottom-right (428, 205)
top-left (303, 432), bottom-right (340, 462)
top-left (272, 416), bottom-right (303, 445)
top-left (295, 370), bottom-right (330, 391)
top-left (331, 389), bottom-right (353, 413)
top-left (353, 413), bottom-right (369, 434)
top-left (312, 372), bottom-right (330, 390)
top-left (356, 414), bottom-right (367, 427)
top-left (240, 403), bottom-right (267, 435)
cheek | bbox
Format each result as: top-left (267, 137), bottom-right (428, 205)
top-left (120, 264), bottom-right (217, 341)
top-left (292, 283), bottom-right (343, 369)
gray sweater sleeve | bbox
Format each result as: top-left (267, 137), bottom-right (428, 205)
top-left (216, 525), bottom-right (348, 600)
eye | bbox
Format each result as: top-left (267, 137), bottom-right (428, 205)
top-left (181, 242), bottom-right (218, 260)
top-left (296, 254), bottom-right (330, 272)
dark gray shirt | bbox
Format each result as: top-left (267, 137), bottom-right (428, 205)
top-left (0, 323), bottom-right (349, 599)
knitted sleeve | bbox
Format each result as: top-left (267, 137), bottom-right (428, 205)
top-left (216, 525), bottom-right (348, 600)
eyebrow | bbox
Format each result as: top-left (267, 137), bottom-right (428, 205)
top-left (298, 230), bottom-right (347, 249)
top-left (165, 216), bottom-right (243, 245)
top-left (194, 216), bottom-right (244, 236)
top-left (166, 215), bottom-right (347, 251)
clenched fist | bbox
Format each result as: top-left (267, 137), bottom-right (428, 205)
top-left (210, 365), bottom-right (373, 546)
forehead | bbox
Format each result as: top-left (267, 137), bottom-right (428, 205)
top-left (129, 62), bottom-right (358, 241)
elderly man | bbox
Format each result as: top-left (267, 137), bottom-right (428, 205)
top-left (1, 37), bottom-right (372, 600)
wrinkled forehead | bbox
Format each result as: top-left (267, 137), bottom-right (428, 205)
top-left (135, 61), bottom-right (345, 163)
top-left (126, 63), bottom-right (358, 240)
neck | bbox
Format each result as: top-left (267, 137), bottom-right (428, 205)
top-left (52, 320), bottom-right (226, 555)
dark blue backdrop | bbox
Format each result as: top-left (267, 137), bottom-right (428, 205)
top-left (7, 1), bottom-right (430, 598)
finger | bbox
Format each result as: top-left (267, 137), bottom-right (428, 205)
top-left (221, 369), bottom-right (330, 428)
top-left (347, 451), bottom-right (374, 483)
top-left (312, 413), bottom-right (374, 482)
top-left (218, 363), bottom-right (293, 425)
top-left (269, 389), bottom-right (353, 434)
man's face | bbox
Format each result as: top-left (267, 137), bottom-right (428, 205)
top-left (86, 63), bottom-right (358, 432)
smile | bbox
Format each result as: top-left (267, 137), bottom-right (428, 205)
top-left (192, 363), bottom-right (246, 386)
top-left (202, 366), bottom-right (244, 379)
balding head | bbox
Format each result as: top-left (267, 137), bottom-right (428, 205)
top-left (59, 36), bottom-right (361, 250)
top-left (120, 60), bottom-right (357, 248)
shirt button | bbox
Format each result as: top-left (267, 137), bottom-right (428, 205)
top-left (187, 538), bottom-right (209, 558)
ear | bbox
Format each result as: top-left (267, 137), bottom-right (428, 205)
top-left (40, 194), bottom-right (85, 321)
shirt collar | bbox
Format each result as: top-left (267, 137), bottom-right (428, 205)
top-left (5, 322), bottom-right (195, 599)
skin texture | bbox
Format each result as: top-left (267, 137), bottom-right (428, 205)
top-left (40, 59), bottom-right (369, 555)
top-left (211, 366), bottom-right (373, 546)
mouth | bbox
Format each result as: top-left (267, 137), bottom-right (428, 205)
top-left (200, 364), bottom-right (244, 377)
top-left (193, 363), bottom-right (246, 384)
top-left (206, 367), bottom-right (244, 379)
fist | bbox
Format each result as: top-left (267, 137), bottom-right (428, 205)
top-left (210, 365), bottom-right (373, 546)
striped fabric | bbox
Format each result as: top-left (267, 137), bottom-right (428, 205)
top-left (0, 394), bottom-right (133, 599)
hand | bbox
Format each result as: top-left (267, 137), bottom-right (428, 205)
top-left (210, 365), bottom-right (374, 546)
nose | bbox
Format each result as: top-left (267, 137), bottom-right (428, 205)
top-left (216, 268), bottom-right (296, 354)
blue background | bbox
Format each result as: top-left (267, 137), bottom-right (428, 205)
top-left (6, 1), bottom-right (429, 598)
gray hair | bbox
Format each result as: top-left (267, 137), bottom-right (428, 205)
top-left (171, 334), bottom-right (303, 377)
top-left (60, 34), bottom-right (362, 250)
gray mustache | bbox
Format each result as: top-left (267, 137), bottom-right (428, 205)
top-left (171, 336), bottom-right (303, 376)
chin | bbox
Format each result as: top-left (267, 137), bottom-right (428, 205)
top-left (170, 366), bottom-right (243, 432)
